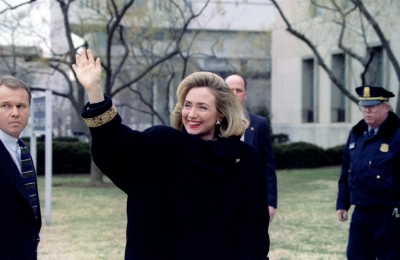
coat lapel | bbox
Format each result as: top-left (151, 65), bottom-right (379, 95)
top-left (0, 141), bottom-right (30, 203)
top-left (244, 115), bottom-right (255, 144)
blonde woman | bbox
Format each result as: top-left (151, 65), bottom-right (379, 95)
top-left (73, 49), bottom-right (270, 260)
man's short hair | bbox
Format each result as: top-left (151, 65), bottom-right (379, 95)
top-left (0, 75), bottom-right (31, 104)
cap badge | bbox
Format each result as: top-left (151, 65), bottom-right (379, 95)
top-left (363, 87), bottom-right (371, 97)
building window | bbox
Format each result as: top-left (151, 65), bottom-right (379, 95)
top-left (134, 0), bottom-right (146, 7)
top-left (80, 0), bottom-right (100, 9)
top-left (311, 0), bottom-right (353, 17)
top-left (365, 46), bottom-right (383, 86)
top-left (153, 0), bottom-right (172, 11)
top-left (302, 58), bottom-right (316, 123)
top-left (310, 0), bottom-right (325, 17)
top-left (331, 53), bottom-right (346, 122)
top-left (184, 1), bottom-right (193, 11)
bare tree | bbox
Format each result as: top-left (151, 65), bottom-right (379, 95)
top-left (270, 0), bottom-right (400, 113)
top-left (0, 0), bottom-right (214, 184)
top-left (351, 0), bottom-right (400, 113)
top-left (1, 0), bottom-right (269, 183)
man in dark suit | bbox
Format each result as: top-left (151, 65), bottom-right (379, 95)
top-left (0, 75), bottom-right (41, 259)
top-left (226, 74), bottom-right (278, 222)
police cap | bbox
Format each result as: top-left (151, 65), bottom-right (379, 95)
top-left (356, 85), bottom-right (395, 106)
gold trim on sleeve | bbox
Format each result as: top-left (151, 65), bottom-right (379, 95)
top-left (84, 105), bottom-right (117, 128)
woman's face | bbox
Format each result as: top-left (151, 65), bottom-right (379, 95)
top-left (182, 87), bottom-right (222, 141)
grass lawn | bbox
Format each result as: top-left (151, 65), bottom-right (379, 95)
top-left (37, 167), bottom-right (350, 260)
top-left (268, 167), bottom-right (349, 260)
top-left (37, 175), bottom-right (127, 260)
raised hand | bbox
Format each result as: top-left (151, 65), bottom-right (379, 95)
top-left (72, 49), bottom-right (104, 103)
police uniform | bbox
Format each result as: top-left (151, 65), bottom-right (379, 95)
top-left (337, 86), bottom-right (400, 260)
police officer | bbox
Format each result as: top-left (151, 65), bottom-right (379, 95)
top-left (336, 86), bottom-right (400, 259)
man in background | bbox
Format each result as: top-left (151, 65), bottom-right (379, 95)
top-left (226, 74), bottom-right (278, 222)
top-left (0, 75), bottom-right (41, 259)
top-left (336, 86), bottom-right (400, 259)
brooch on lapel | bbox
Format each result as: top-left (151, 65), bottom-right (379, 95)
top-left (380, 143), bottom-right (389, 153)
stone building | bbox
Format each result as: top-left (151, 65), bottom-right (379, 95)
top-left (270, 0), bottom-right (400, 148)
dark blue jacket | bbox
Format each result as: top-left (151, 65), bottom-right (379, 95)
top-left (82, 96), bottom-right (270, 260)
top-left (244, 113), bottom-right (277, 208)
top-left (0, 140), bottom-right (41, 260)
top-left (337, 112), bottom-right (400, 210)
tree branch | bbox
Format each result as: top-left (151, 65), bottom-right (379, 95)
top-left (128, 86), bottom-right (166, 125)
top-left (0, 0), bottom-right (37, 15)
top-left (270, 0), bottom-right (359, 103)
top-left (352, 0), bottom-right (400, 113)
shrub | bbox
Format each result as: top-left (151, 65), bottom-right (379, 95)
top-left (54, 137), bottom-right (80, 142)
top-left (28, 141), bottom-right (91, 175)
top-left (273, 142), bottom-right (335, 169)
top-left (25, 138), bottom-right (344, 174)
top-left (324, 144), bottom-right (345, 166)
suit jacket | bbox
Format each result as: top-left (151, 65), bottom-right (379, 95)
top-left (244, 113), bottom-right (278, 208)
top-left (0, 140), bottom-right (41, 260)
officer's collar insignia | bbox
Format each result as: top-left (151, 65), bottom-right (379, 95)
top-left (380, 143), bottom-right (389, 153)
top-left (363, 87), bottom-right (371, 97)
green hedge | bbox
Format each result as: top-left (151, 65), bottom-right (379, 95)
top-left (324, 144), bottom-right (346, 167)
top-left (272, 142), bottom-right (345, 169)
top-left (27, 141), bottom-right (91, 175)
top-left (26, 139), bottom-right (345, 174)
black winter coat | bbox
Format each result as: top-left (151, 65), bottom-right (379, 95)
top-left (82, 96), bottom-right (270, 260)
top-left (337, 112), bottom-right (400, 210)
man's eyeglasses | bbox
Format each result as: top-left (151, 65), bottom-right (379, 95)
top-left (359, 103), bottom-right (383, 112)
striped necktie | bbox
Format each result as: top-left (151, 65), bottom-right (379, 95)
top-left (17, 139), bottom-right (39, 219)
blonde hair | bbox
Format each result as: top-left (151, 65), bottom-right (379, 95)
top-left (171, 71), bottom-right (249, 138)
